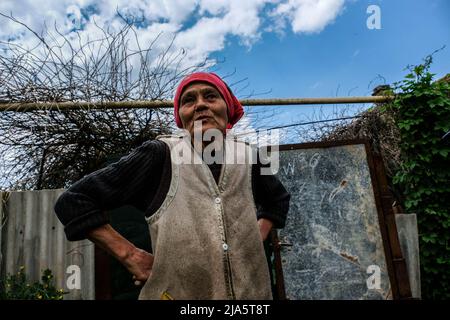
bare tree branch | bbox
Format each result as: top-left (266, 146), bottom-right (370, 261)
top-left (0, 14), bottom-right (213, 190)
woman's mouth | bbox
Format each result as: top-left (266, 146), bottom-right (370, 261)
top-left (195, 115), bottom-right (212, 121)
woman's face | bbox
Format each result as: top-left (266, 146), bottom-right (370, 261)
top-left (179, 82), bottom-right (228, 137)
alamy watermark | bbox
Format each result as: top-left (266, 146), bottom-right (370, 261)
top-left (173, 121), bottom-right (280, 175)
top-left (66, 265), bottom-right (81, 290)
top-left (64, 263), bottom-right (382, 291)
top-left (366, 264), bottom-right (381, 290)
top-left (367, 5), bottom-right (381, 30)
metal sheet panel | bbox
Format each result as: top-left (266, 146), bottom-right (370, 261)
top-left (276, 142), bottom-right (392, 299)
top-left (0, 189), bottom-right (95, 300)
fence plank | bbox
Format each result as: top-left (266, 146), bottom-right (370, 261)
top-left (0, 190), bottom-right (95, 300)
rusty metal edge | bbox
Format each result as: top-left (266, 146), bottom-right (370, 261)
top-left (367, 149), bottom-right (413, 299)
top-left (270, 229), bottom-right (287, 300)
top-left (273, 139), bottom-right (370, 152)
top-left (363, 142), bottom-right (399, 299)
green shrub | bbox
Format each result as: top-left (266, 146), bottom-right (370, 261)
top-left (387, 54), bottom-right (450, 299)
top-left (0, 266), bottom-right (67, 300)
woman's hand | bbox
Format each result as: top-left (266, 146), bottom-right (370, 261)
top-left (123, 247), bottom-right (154, 284)
top-left (87, 224), bottom-right (154, 285)
top-left (258, 218), bottom-right (274, 241)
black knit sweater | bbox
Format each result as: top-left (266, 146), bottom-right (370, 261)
top-left (54, 140), bottom-right (290, 241)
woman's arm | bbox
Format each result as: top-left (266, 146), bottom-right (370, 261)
top-left (88, 224), bottom-right (153, 282)
top-left (258, 218), bottom-right (274, 241)
top-left (253, 157), bottom-right (291, 237)
top-left (54, 140), bottom-right (167, 241)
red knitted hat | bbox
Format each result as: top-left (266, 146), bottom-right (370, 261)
top-left (174, 72), bottom-right (244, 129)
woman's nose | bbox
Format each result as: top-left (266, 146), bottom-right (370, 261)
top-left (194, 96), bottom-right (209, 111)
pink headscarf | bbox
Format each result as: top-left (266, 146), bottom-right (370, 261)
top-left (174, 72), bottom-right (244, 129)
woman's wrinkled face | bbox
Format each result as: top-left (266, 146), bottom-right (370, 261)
top-left (179, 82), bottom-right (228, 137)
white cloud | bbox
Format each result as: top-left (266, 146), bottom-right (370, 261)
top-left (174, 0), bottom-right (267, 66)
top-left (272, 0), bottom-right (346, 34)
top-left (0, 0), bottom-right (349, 82)
top-left (199, 0), bottom-right (229, 15)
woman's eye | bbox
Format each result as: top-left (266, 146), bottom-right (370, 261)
top-left (182, 97), bottom-right (194, 105)
top-left (206, 93), bottom-right (217, 100)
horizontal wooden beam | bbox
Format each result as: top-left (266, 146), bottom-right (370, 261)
top-left (0, 96), bottom-right (394, 112)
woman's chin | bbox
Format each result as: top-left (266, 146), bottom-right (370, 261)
top-left (189, 122), bottom-right (226, 138)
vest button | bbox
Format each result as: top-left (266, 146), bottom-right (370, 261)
top-left (215, 197), bottom-right (221, 204)
top-left (222, 243), bottom-right (229, 251)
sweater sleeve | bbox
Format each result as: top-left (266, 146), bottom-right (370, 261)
top-left (54, 140), bottom-right (167, 241)
top-left (253, 154), bottom-right (291, 229)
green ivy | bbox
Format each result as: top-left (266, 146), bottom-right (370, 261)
top-left (387, 55), bottom-right (450, 299)
top-left (0, 266), bottom-right (67, 300)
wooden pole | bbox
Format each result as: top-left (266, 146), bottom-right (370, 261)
top-left (0, 96), bottom-right (394, 112)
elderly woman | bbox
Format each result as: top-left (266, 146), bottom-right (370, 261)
top-left (55, 72), bottom-right (290, 300)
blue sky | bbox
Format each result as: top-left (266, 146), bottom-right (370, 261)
top-left (211, 0), bottom-right (450, 133)
top-left (0, 0), bottom-right (449, 140)
top-left (217, 0), bottom-right (450, 98)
